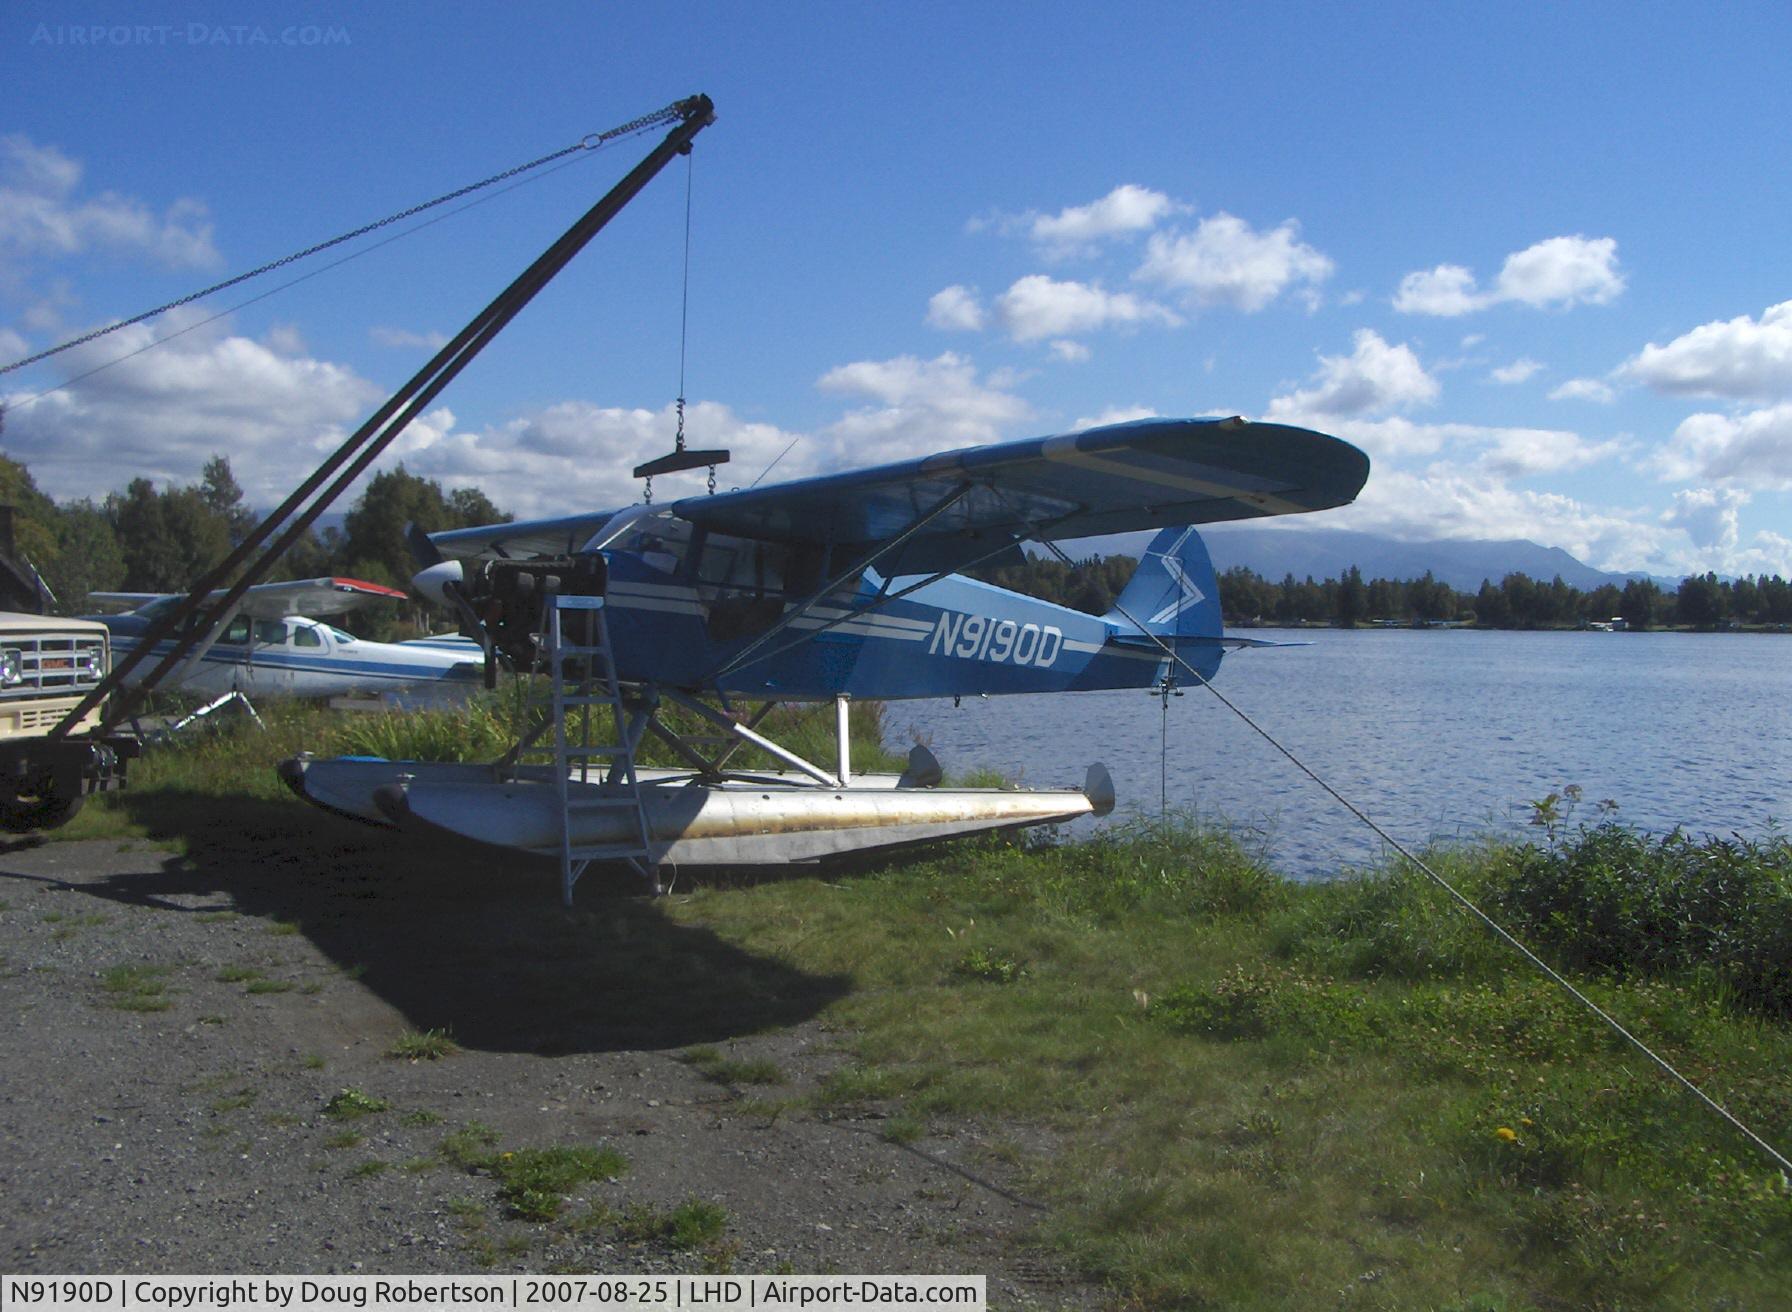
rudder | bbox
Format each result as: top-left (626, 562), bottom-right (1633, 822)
top-left (1106, 526), bottom-right (1222, 640)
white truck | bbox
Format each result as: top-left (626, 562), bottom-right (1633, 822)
top-left (0, 610), bottom-right (133, 829)
top-left (0, 504), bottom-right (134, 830)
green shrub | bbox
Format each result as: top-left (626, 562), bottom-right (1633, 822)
top-left (1489, 825), bottom-right (1792, 1015)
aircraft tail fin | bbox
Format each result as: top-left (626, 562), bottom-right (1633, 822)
top-left (1105, 526), bottom-right (1222, 641)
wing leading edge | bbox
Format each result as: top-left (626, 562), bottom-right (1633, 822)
top-left (88, 577), bottom-right (408, 620)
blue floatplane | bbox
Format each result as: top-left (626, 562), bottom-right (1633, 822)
top-left (282, 416), bottom-right (1369, 894)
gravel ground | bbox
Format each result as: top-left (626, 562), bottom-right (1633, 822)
top-left (0, 837), bottom-right (1096, 1306)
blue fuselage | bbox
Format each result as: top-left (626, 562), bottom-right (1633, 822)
top-left (601, 556), bottom-right (1220, 700)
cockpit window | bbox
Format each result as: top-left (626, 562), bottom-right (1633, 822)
top-left (292, 624), bottom-right (324, 649)
top-left (598, 509), bottom-right (696, 577)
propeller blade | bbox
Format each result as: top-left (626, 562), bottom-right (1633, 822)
top-left (405, 521), bottom-right (445, 569)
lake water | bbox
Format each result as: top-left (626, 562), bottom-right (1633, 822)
top-left (881, 630), bottom-right (1792, 880)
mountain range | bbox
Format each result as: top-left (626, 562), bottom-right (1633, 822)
top-left (1079, 526), bottom-right (1675, 594)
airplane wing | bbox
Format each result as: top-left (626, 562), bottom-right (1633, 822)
top-left (671, 416), bottom-right (1370, 575)
top-left (425, 417), bottom-right (1369, 576)
top-left (89, 577), bottom-right (408, 620)
top-left (428, 512), bottom-right (621, 562)
top-left (86, 593), bottom-right (166, 613)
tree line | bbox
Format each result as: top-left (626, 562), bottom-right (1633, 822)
top-left (0, 448), bottom-right (508, 638)
top-left (972, 553), bottom-right (1792, 631)
top-left (5, 425), bottom-right (1786, 635)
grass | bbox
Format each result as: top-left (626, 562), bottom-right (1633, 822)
top-left (487, 1146), bottom-right (629, 1221)
top-left (209, 1088), bottom-right (257, 1113)
top-left (653, 818), bottom-right (1792, 1311)
top-left (436, 1123), bottom-right (628, 1222)
top-left (617, 1199), bottom-right (730, 1250)
top-left (681, 1046), bottom-right (786, 1087)
top-left (98, 963), bottom-right (174, 1012)
top-left (321, 1088), bottom-right (389, 1120)
top-left (388, 1027), bottom-right (459, 1061)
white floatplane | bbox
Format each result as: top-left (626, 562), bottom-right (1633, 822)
top-left (88, 577), bottom-right (484, 704)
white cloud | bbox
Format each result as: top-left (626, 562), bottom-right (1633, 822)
top-left (1072, 405), bottom-right (1158, 430)
top-left (1649, 401), bottom-right (1792, 489)
top-left (1476, 427), bottom-right (1623, 478)
top-left (387, 400), bottom-right (807, 518)
top-left (1393, 264), bottom-right (1481, 316)
top-left (1328, 464), bottom-right (1682, 575)
top-left (1309, 415), bottom-right (1618, 479)
top-left (1496, 236), bottom-right (1625, 309)
top-left (1030, 184), bottom-right (1177, 254)
top-left (1, 309), bottom-right (381, 504)
top-left (1048, 339), bottom-right (1090, 363)
top-left (1619, 300), bottom-right (1792, 400)
top-left (815, 351), bottom-right (1030, 462)
top-left (370, 325), bottom-right (449, 351)
top-left (1491, 358), bottom-right (1544, 384)
top-left (1732, 530), bottom-right (1792, 579)
top-left (1394, 235), bottom-right (1624, 316)
top-left (1137, 213), bottom-right (1332, 312)
top-left (388, 355), bottom-right (1029, 515)
top-left (1548, 377), bottom-right (1615, 403)
top-left (1266, 329), bottom-right (1439, 419)
top-left (1662, 486), bottom-right (1747, 554)
top-left (993, 274), bottom-right (1180, 343)
top-left (0, 134), bottom-right (220, 273)
top-left (925, 285), bottom-right (985, 332)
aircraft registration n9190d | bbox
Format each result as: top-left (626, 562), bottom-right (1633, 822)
top-left (282, 416), bottom-right (1370, 901)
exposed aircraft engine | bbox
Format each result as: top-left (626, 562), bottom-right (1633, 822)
top-left (449, 552), bottom-right (609, 672)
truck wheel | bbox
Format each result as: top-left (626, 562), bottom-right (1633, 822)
top-left (0, 793), bottom-right (85, 833)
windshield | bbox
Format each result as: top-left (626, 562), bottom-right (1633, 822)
top-left (590, 507), bottom-right (696, 575)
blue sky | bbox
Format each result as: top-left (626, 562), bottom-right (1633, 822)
top-left (3, 1), bottom-right (1789, 578)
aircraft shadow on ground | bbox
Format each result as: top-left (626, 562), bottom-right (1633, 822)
top-left (61, 790), bottom-right (853, 1056)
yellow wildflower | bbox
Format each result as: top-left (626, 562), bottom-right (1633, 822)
top-left (1495, 1126), bottom-right (1518, 1143)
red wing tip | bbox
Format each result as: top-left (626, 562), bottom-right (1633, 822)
top-left (331, 577), bottom-right (409, 599)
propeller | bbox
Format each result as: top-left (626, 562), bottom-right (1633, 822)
top-left (405, 522), bottom-right (499, 689)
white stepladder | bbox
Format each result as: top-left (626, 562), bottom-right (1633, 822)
top-left (526, 591), bottom-right (656, 906)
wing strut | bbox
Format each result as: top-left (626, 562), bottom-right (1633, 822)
top-left (704, 483), bottom-right (977, 682)
top-left (706, 495), bottom-right (1088, 683)
top-left (51, 96), bottom-right (717, 741)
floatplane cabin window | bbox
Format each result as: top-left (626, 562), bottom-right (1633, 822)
top-left (588, 507), bottom-right (694, 573)
top-left (291, 624), bottom-right (324, 649)
top-left (689, 531), bottom-right (824, 642)
top-left (628, 514), bottom-right (696, 577)
top-left (218, 616), bottom-right (252, 646)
